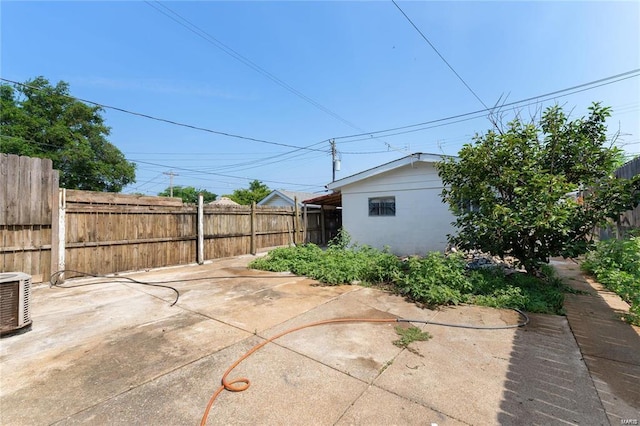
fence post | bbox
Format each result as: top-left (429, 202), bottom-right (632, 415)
top-left (293, 197), bottom-right (299, 245)
top-left (250, 202), bottom-right (256, 255)
top-left (320, 206), bottom-right (326, 245)
top-left (197, 194), bottom-right (204, 264)
top-left (303, 202), bottom-right (308, 244)
top-left (51, 188), bottom-right (66, 282)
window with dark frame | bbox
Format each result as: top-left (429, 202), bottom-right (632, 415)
top-left (368, 196), bottom-right (396, 216)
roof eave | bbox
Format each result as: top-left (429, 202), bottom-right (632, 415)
top-left (327, 152), bottom-right (454, 190)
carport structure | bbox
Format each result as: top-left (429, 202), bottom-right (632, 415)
top-left (303, 192), bottom-right (342, 245)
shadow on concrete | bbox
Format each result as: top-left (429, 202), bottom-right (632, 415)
top-left (560, 266), bottom-right (640, 423)
top-left (497, 313), bottom-right (608, 424)
top-left (498, 258), bottom-right (640, 425)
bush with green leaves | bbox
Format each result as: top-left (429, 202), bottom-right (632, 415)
top-left (249, 242), bottom-right (400, 285)
top-left (582, 235), bottom-right (640, 325)
top-left (438, 103), bottom-right (640, 275)
top-left (395, 253), bottom-right (471, 306)
top-left (250, 237), bottom-right (568, 314)
top-left (465, 266), bottom-right (566, 314)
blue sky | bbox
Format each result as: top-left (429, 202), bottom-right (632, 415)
top-left (2, 1), bottom-right (639, 197)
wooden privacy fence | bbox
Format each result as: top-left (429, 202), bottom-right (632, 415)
top-left (59, 189), bottom-right (315, 279)
top-left (2, 154), bottom-right (326, 282)
top-left (62, 190), bottom-right (197, 277)
top-left (0, 154), bottom-right (59, 283)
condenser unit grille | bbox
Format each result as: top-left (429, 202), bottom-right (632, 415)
top-left (0, 272), bottom-right (32, 336)
top-left (22, 277), bottom-right (32, 324)
top-left (0, 281), bottom-right (19, 329)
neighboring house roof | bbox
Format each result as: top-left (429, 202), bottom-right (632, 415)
top-left (208, 196), bottom-right (240, 206)
top-left (327, 152), bottom-right (455, 191)
top-left (258, 189), bottom-right (320, 208)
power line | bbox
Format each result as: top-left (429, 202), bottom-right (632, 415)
top-left (3, 68), bottom-right (638, 167)
top-left (391, 0), bottom-right (490, 111)
top-left (145, 0), bottom-right (360, 130)
top-left (132, 159), bottom-right (324, 188)
top-left (145, 1), bottom-right (407, 154)
top-left (0, 134), bottom-right (328, 190)
top-left (332, 69), bottom-right (640, 141)
top-left (0, 77), bottom-right (328, 153)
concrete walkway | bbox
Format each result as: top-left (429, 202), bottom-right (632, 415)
top-left (551, 258), bottom-right (640, 425)
top-left (0, 254), bottom-right (625, 425)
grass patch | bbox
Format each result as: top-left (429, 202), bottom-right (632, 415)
top-left (249, 232), bottom-right (569, 315)
top-left (393, 326), bottom-right (432, 352)
top-left (581, 234), bottom-right (640, 326)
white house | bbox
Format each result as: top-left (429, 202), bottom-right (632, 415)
top-left (260, 189), bottom-right (333, 245)
top-left (258, 189), bottom-right (319, 209)
top-left (325, 153), bottom-right (456, 256)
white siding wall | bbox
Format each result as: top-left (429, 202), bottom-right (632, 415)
top-left (340, 162), bottom-right (455, 256)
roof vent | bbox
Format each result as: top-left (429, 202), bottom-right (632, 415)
top-left (0, 272), bottom-right (32, 337)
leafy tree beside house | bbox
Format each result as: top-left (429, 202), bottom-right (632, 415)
top-left (158, 186), bottom-right (217, 204)
top-left (438, 103), bottom-right (640, 275)
top-left (226, 180), bottom-right (270, 205)
top-left (0, 77), bottom-right (136, 192)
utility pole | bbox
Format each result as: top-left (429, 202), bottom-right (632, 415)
top-left (330, 139), bottom-right (338, 182)
top-left (163, 171), bottom-right (178, 197)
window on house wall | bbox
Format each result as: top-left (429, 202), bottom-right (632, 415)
top-left (369, 196), bottom-right (396, 216)
top-left (457, 199), bottom-right (480, 213)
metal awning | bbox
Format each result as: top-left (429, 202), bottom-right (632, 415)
top-left (302, 192), bottom-right (342, 207)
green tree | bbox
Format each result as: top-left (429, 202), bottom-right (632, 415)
top-left (226, 180), bottom-right (270, 205)
top-left (0, 77), bottom-right (136, 192)
top-left (438, 103), bottom-right (640, 274)
top-left (158, 186), bottom-right (217, 204)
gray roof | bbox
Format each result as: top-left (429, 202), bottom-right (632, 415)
top-left (258, 189), bottom-right (319, 207)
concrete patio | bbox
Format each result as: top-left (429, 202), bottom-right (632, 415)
top-left (0, 254), bottom-right (632, 425)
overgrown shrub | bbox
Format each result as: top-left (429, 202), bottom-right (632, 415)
top-left (250, 236), bottom-right (568, 314)
top-left (582, 235), bottom-right (640, 325)
top-left (249, 243), bottom-right (324, 275)
top-left (395, 253), bottom-right (471, 306)
top-left (465, 267), bottom-right (566, 314)
top-left (249, 241), bottom-right (400, 285)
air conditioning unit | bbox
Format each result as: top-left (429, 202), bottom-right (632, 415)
top-left (0, 272), bottom-right (32, 337)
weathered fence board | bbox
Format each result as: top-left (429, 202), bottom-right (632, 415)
top-left (65, 189), bottom-right (183, 207)
top-left (0, 154), bottom-right (58, 282)
top-left (64, 192), bottom-right (198, 276)
top-left (61, 193), bottom-right (315, 278)
top-left (2, 155), bottom-right (324, 282)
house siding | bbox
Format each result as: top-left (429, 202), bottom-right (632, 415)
top-left (340, 161), bottom-right (455, 256)
top-left (260, 196), bottom-right (292, 207)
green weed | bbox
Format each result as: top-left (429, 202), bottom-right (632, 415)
top-left (249, 242), bottom-right (399, 285)
top-left (393, 326), bottom-right (432, 349)
top-left (250, 232), bottom-right (571, 315)
top-left (582, 235), bottom-right (640, 325)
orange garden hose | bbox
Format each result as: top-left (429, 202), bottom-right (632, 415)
top-left (200, 317), bottom-right (398, 426)
top-left (200, 309), bottom-right (529, 425)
